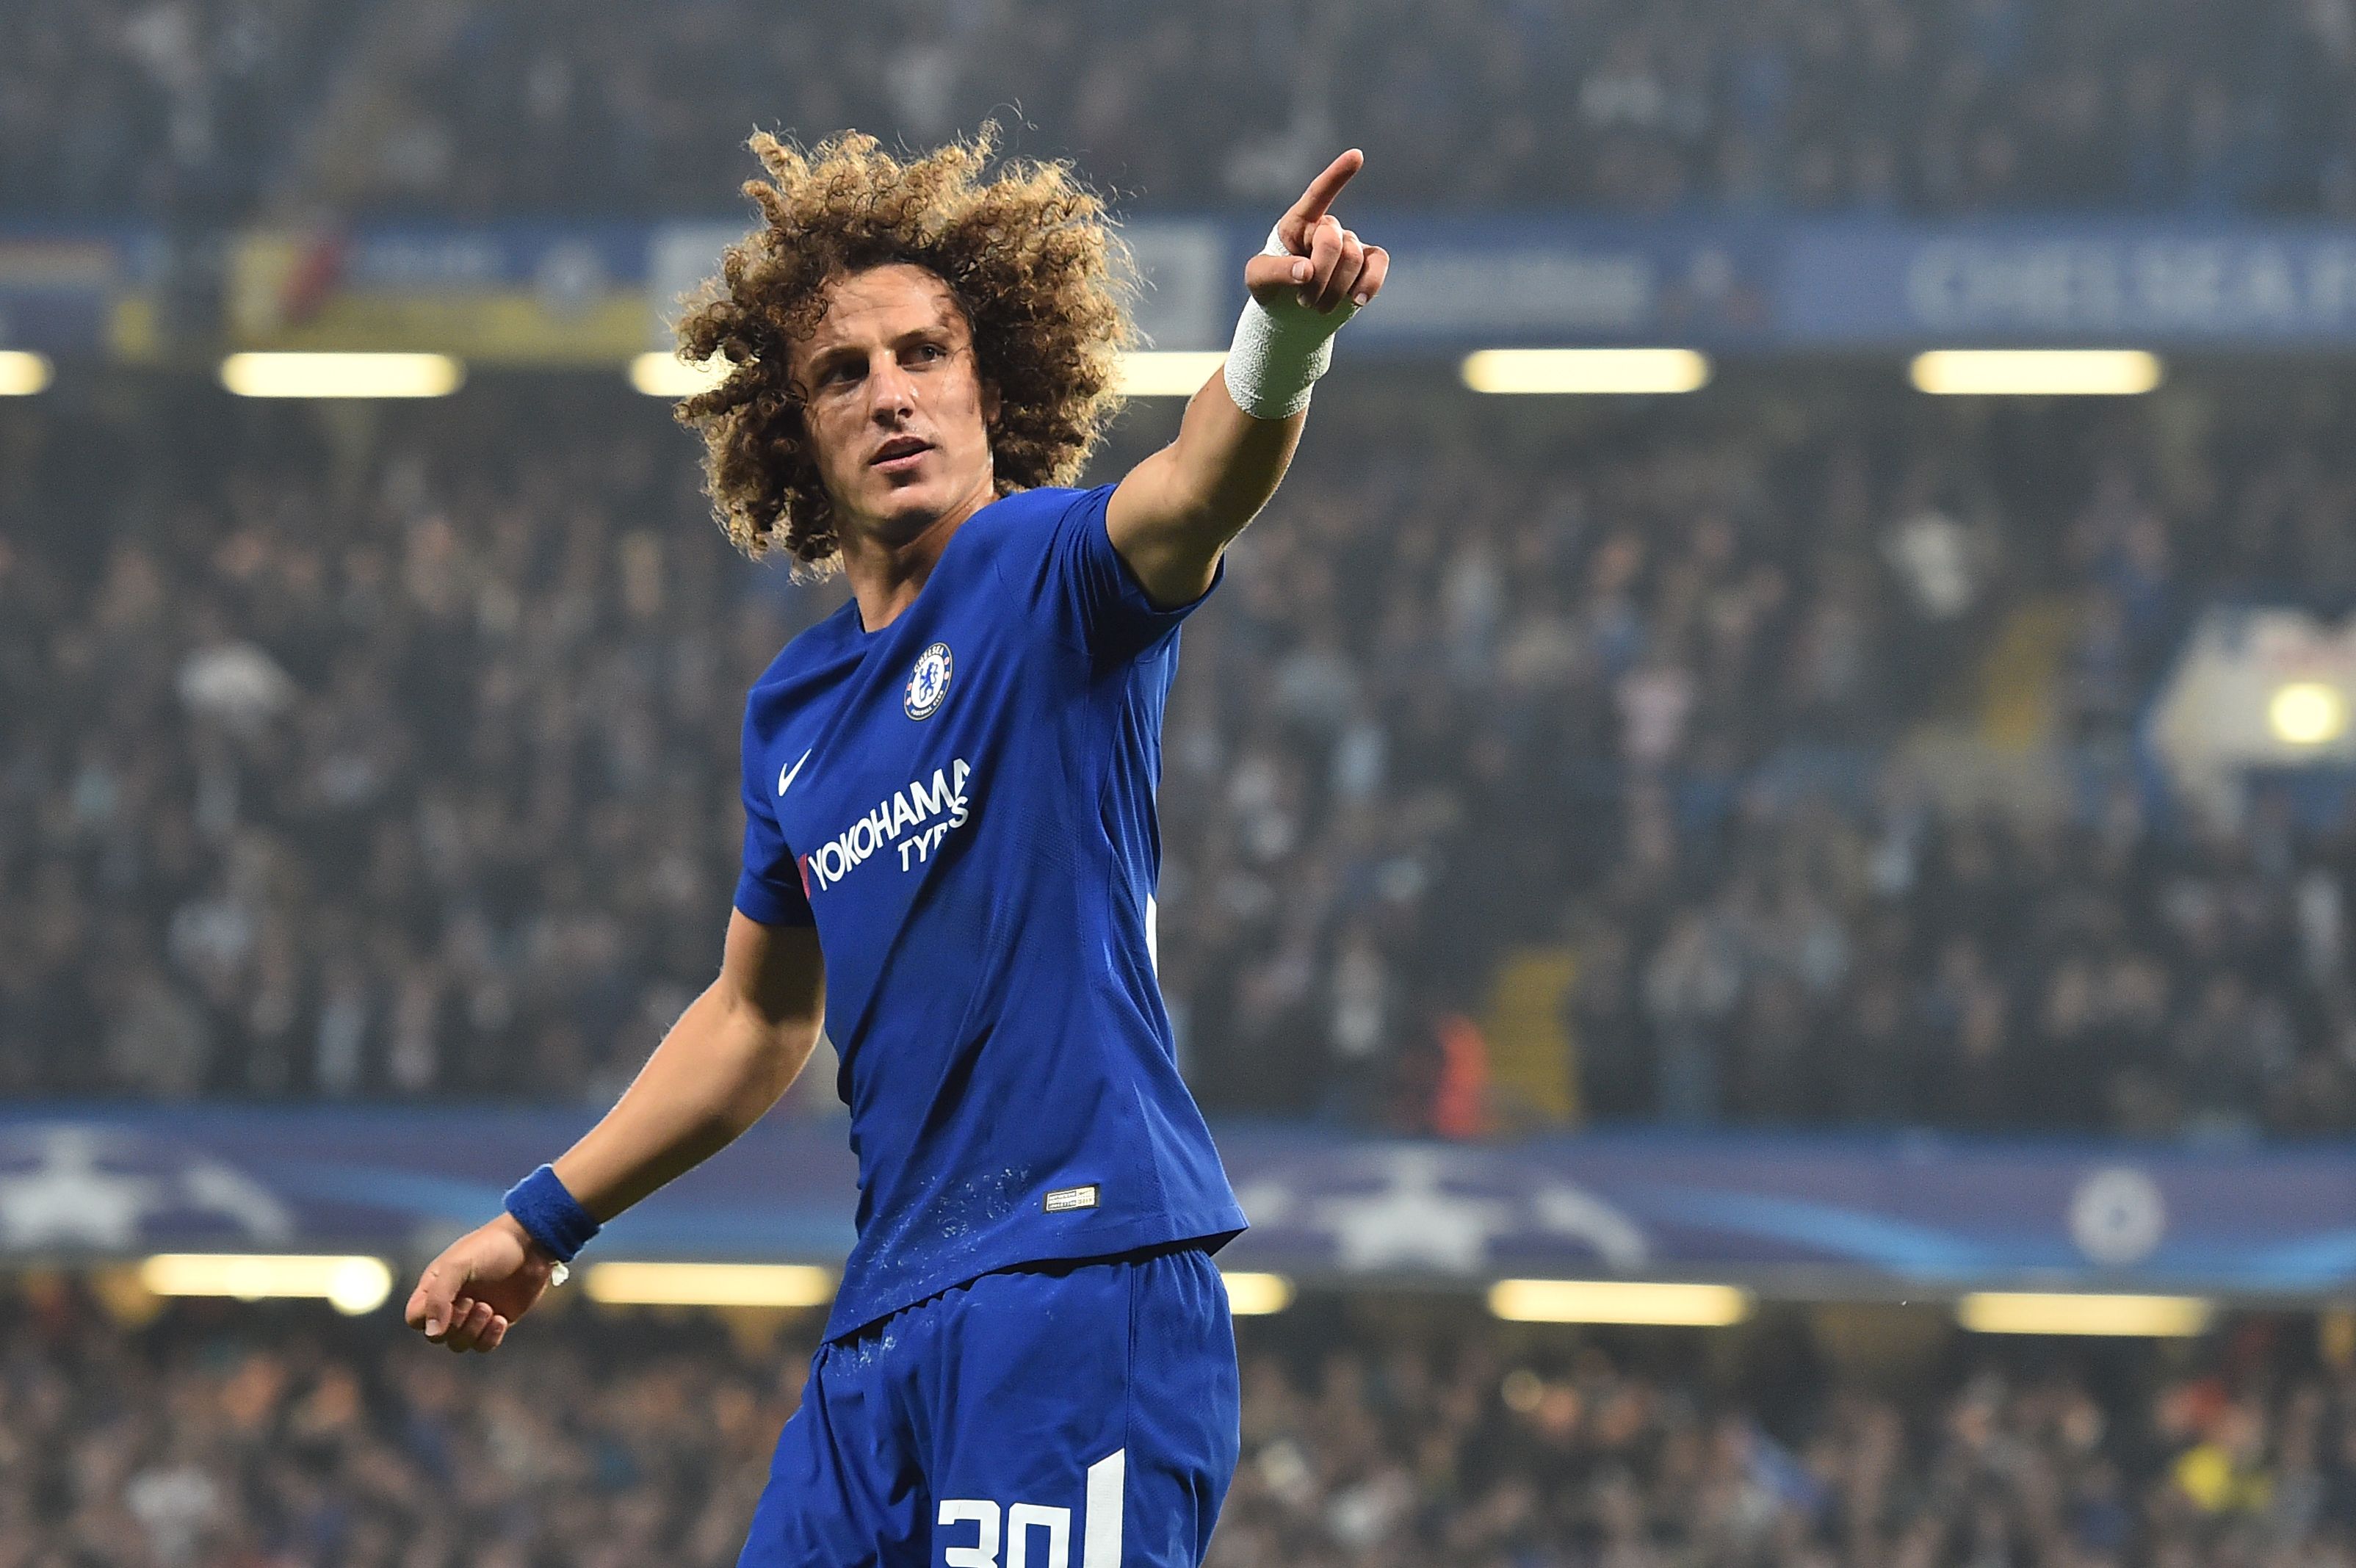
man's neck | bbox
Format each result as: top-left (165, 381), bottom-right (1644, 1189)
top-left (837, 483), bottom-right (996, 633)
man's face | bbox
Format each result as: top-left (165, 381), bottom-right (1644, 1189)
top-left (789, 264), bottom-right (997, 549)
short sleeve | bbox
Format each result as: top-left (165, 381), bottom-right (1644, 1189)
top-left (1034, 484), bottom-right (1224, 665)
top-left (734, 709), bottom-right (816, 928)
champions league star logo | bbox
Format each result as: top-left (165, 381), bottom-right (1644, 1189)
top-left (905, 642), bottom-right (954, 720)
top-left (0, 1124), bottom-right (294, 1249)
top-left (1232, 1147), bottom-right (1651, 1276)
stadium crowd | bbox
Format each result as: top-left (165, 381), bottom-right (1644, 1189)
top-left (0, 0), bottom-right (343, 222)
top-left (3, 1284), bottom-right (2353, 1568)
top-left (14, 0), bottom-right (2356, 219)
top-left (6, 376), bottom-right (2356, 1135)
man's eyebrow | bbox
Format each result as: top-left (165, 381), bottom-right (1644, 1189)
top-left (801, 340), bottom-right (862, 375)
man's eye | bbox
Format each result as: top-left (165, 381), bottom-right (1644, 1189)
top-left (909, 344), bottom-right (947, 363)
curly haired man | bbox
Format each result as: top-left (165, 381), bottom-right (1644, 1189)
top-left (405, 127), bottom-right (1387, 1567)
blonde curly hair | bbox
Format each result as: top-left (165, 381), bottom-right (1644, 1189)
top-left (670, 126), bottom-right (1138, 572)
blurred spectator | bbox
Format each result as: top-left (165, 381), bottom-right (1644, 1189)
top-left (0, 0), bottom-right (343, 220)
top-left (11, 374), bottom-right (2356, 1138)
top-left (8, 1285), bottom-right (2356, 1567)
top-left (18, 1), bottom-right (2356, 220)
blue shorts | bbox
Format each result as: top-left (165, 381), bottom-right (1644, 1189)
top-left (740, 1243), bottom-right (1240, 1568)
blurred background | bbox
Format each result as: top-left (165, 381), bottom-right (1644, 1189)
top-left (12, 1), bottom-right (2356, 1564)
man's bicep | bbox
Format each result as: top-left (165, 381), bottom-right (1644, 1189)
top-left (721, 911), bottom-right (825, 1033)
top-left (1107, 444), bottom-right (1223, 608)
top-left (735, 748), bottom-right (817, 928)
top-left (1107, 370), bottom-right (1298, 605)
top-left (1041, 481), bottom-right (1223, 664)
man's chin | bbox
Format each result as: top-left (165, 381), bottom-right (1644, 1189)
top-left (853, 481), bottom-right (961, 546)
top-left (833, 459), bottom-right (995, 551)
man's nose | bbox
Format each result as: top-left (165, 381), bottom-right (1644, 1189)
top-left (867, 355), bottom-right (917, 419)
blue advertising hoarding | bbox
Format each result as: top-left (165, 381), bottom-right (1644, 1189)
top-left (1328, 214), bottom-right (1782, 348)
top-left (1339, 214), bottom-right (2356, 350)
top-left (6, 1108), bottom-right (2354, 1299)
top-left (25, 214), bottom-right (2356, 360)
top-left (1780, 218), bottom-right (2356, 347)
top-left (225, 223), bottom-right (652, 362)
top-left (0, 228), bottom-right (138, 356)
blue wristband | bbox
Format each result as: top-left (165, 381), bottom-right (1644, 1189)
top-left (502, 1165), bottom-right (600, 1263)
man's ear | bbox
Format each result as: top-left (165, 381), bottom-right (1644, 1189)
top-left (981, 378), bottom-right (1002, 427)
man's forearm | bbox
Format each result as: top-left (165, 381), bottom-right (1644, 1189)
top-left (1172, 372), bottom-right (1305, 527)
top-left (1108, 376), bottom-right (1304, 605)
top-left (1107, 151), bottom-right (1384, 607)
top-left (549, 978), bottom-right (821, 1221)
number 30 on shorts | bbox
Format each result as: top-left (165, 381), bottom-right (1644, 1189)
top-left (938, 1450), bottom-right (1124, 1568)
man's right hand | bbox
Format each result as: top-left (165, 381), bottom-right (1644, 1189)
top-left (403, 1213), bottom-right (560, 1354)
top-left (400, 917), bottom-right (825, 1357)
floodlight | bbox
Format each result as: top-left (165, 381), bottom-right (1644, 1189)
top-left (0, 350), bottom-right (53, 395)
top-left (1221, 1271), bottom-right (1295, 1315)
top-left (1461, 349), bottom-right (1711, 395)
top-left (628, 352), bottom-right (732, 397)
top-left (1118, 351), bottom-right (1227, 397)
top-left (219, 353), bottom-right (464, 398)
top-left (1487, 1279), bottom-right (1752, 1325)
top-left (1956, 1292), bottom-right (2212, 1337)
top-left (1909, 350), bottom-right (2162, 397)
top-left (582, 1262), bottom-right (835, 1308)
top-left (2269, 682), bottom-right (2349, 747)
top-left (139, 1254), bottom-right (394, 1316)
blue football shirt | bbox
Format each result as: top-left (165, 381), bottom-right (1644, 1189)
top-left (733, 483), bottom-right (1247, 1340)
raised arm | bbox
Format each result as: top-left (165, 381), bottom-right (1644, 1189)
top-left (1106, 150), bottom-right (1389, 607)
top-left (404, 910), bottom-right (825, 1351)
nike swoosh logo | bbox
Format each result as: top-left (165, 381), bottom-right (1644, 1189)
top-left (776, 748), bottom-right (813, 798)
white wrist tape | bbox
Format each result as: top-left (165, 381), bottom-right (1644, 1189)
top-left (1222, 225), bottom-right (1359, 420)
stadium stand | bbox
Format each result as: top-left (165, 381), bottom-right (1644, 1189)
top-left (4, 1285), bottom-right (2353, 1567)
top-left (0, 0), bottom-right (348, 221)
top-left (7, 373), bottom-right (2356, 1135)
top-left (14, 0), bottom-right (2356, 219)
top-left (18, 7), bottom-right (2356, 1568)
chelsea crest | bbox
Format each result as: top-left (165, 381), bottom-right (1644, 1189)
top-left (904, 642), bottom-right (954, 720)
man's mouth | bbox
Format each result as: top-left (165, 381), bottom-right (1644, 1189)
top-left (871, 437), bottom-right (932, 471)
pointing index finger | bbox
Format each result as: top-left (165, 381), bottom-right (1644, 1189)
top-left (1281, 150), bottom-right (1365, 252)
